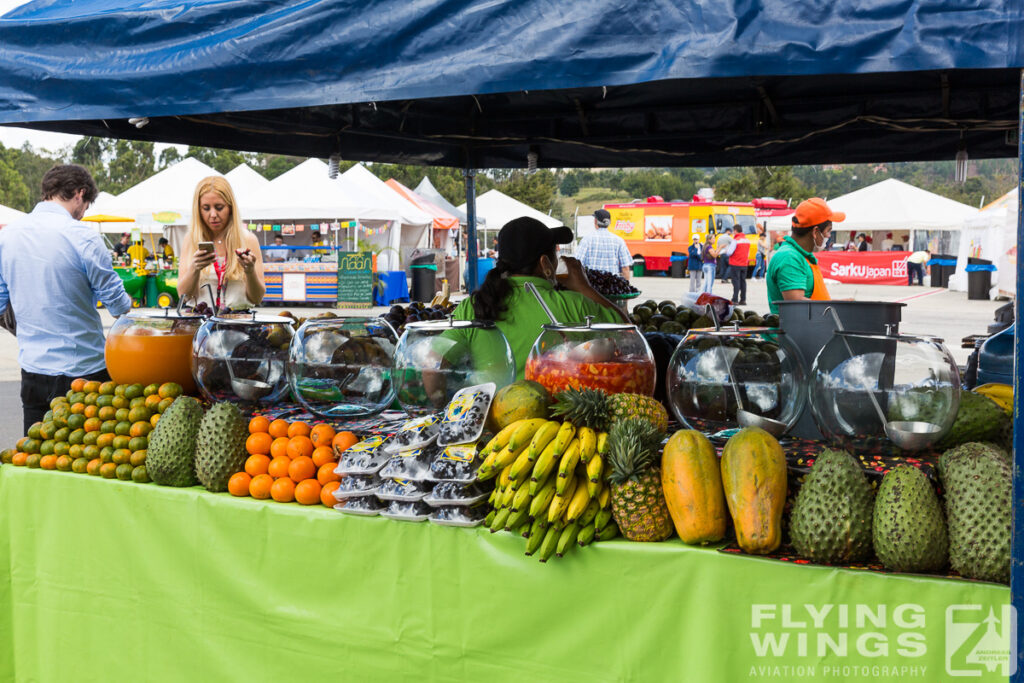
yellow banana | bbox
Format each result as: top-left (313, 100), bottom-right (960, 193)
top-left (596, 431), bottom-right (609, 454)
top-left (529, 476), bottom-right (557, 518)
top-left (476, 450), bottom-right (499, 481)
top-left (598, 483), bottom-right (610, 509)
top-left (493, 438), bottom-right (530, 472)
top-left (548, 473), bottom-right (578, 523)
top-left (508, 447), bottom-right (534, 485)
top-left (529, 463), bottom-right (554, 496)
top-left (556, 438), bottom-right (581, 494)
top-left (501, 480), bottom-right (519, 508)
top-left (577, 426), bottom-right (597, 464)
top-left (551, 421), bottom-right (577, 457)
top-left (482, 419), bottom-right (523, 456)
top-left (508, 418), bottom-right (550, 452)
top-left (565, 479), bottom-right (592, 521)
top-left (527, 421), bottom-right (561, 462)
top-left (587, 453), bottom-right (603, 485)
top-left (530, 438), bottom-right (560, 484)
top-left (498, 463), bottom-right (513, 490)
top-left (974, 383), bottom-right (1013, 413)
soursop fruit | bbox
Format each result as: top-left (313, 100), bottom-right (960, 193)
top-left (146, 396), bottom-right (203, 487)
top-left (936, 391), bottom-right (1010, 450)
top-left (872, 465), bottom-right (948, 573)
top-left (194, 402), bottom-right (248, 493)
top-left (789, 449), bottom-right (875, 563)
top-left (939, 443), bottom-right (1012, 583)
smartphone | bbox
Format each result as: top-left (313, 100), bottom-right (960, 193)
top-left (198, 241), bottom-right (214, 253)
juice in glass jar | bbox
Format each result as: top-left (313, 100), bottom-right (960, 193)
top-left (105, 332), bottom-right (197, 394)
top-left (525, 355), bottom-right (655, 396)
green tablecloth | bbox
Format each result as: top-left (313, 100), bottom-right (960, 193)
top-left (0, 466), bottom-right (1010, 682)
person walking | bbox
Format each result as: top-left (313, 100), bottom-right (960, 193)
top-left (576, 209), bottom-right (632, 279)
top-left (0, 164), bottom-right (132, 432)
top-left (752, 226), bottom-right (769, 279)
top-left (906, 249), bottom-right (930, 286)
top-left (686, 235), bottom-right (703, 292)
top-left (722, 227), bottom-right (751, 304)
top-left (700, 233), bottom-right (717, 294)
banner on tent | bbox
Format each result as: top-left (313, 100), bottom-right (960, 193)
top-left (816, 252), bottom-right (910, 285)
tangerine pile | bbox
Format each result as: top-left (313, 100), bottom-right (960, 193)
top-left (227, 417), bottom-right (358, 507)
top-left (1, 378), bottom-right (184, 483)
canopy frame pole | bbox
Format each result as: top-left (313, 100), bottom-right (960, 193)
top-left (1014, 66), bottom-right (1023, 683)
top-left (464, 168), bottom-right (478, 293)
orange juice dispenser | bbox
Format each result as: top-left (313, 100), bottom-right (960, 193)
top-left (105, 309), bottom-right (205, 394)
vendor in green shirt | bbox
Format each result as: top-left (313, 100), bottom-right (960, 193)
top-left (765, 197), bottom-right (846, 315)
top-left (452, 216), bottom-right (628, 379)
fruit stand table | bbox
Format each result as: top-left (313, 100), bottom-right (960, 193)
top-left (0, 466), bottom-right (1009, 682)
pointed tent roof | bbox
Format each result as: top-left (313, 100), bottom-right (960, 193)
top-left (93, 157), bottom-right (220, 225)
top-left (458, 189), bottom-right (561, 231)
top-left (385, 179), bottom-right (459, 231)
top-left (246, 158), bottom-right (397, 222)
top-left (827, 178), bottom-right (978, 232)
top-left (224, 164), bottom-right (270, 211)
top-left (414, 177), bottom-right (474, 225)
top-left (340, 164), bottom-right (432, 227)
top-left (0, 202), bottom-right (24, 225)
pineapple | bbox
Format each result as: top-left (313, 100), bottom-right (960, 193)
top-left (551, 388), bottom-right (668, 433)
top-left (606, 418), bottom-right (673, 542)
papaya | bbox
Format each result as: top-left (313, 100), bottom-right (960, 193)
top-left (487, 380), bottom-right (551, 432)
top-left (661, 429), bottom-right (727, 544)
top-left (719, 427), bottom-right (787, 554)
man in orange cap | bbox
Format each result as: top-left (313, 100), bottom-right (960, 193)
top-left (765, 197), bottom-right (845, 314)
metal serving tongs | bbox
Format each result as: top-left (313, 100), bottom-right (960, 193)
top-left (706, 304), bottom-right (788, 436)
top-left (822, 306), bottom-right (939, 450)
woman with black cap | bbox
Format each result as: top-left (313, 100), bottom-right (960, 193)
top-left (452, 216), bottom-right (628, 378)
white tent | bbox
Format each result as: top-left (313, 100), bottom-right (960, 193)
top-left (224, 164), bottom-right (271, 211)
top-left (93, 157), bottom-right (220, 228)
top-left (949, 189), bottom-right (1017, 297)
top-left (0, 202), bottom-right (25, 226)
top-left (457, 188), bottom-right (561, 254)
top-left (340, 164), bottom-right (432, 269)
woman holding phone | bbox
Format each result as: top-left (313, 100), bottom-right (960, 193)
top-left (177, 176), bottom-right (265, 310)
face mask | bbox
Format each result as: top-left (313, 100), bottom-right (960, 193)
top-left (812, 230), bottom-right (826, 252)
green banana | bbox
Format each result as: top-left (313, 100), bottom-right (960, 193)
top-left (564, 478), bottom-right (592, 521)
top-left (594, 507), bottom-right (613, 531)
top-left (577, 426), bottom-right (597, 464)
top-left (489, 506), bottom-right (511, 533)
top-left (577, 522), bottom-right (596, 547)
top-left (547, 473), bottom-right (578, 523)
top-left (530, 438), bottom-right (560, 484)
top-left (538, 524), bottom-right (560, 563)
top-left (579, 498), bottom-right (600, 527)
top-left (529, 464), bottom-right (554, 496)
top-left (529, 476), bottom-right (557, 518)
top-left (515, 520), bottom-right (532, 538)
top-left (484, 510), bottom-right (496, 528)
top-left (525, 516), bottom-right (549, 555)
top-left (596, 521), bottom-right (620, 541)
top-left (555, 438), bottom-right (581, 494)
top-left (511, 483), bottom-right (533, 512)
top-left (527, 420), bottom-right (561, 462)
top-left (556, 521), bottom-right (581, 557)
top-left (505, 506), bottom-right (530, 531)
top-left (507, 418), bottom-right (550, 452)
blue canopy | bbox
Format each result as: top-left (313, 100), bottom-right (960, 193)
top-left (0, 0), bottom-right (1022, 167)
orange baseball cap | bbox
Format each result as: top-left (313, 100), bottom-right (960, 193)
top-left (792, 198), bottom-right (845, 228)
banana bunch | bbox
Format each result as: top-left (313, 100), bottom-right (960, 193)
top-left (480, 419), bottom-right (620, 562)
top-left (974, 383), bottom-right (1013, 415)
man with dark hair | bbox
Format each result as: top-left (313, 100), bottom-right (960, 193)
top-left (0, 164), bottom-right (132, 431)
top-left (114, 232), bottom-right (130, 257)
top-left (576, 209), bottom-right (632, 279)
top-left (720, 226), bottom-right (750, 304)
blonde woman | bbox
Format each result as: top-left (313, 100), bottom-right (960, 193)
top-left (177, 176), bottom-right (265, 309)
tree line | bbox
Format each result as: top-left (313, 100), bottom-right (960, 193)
top-left (0, 138), bottom-right (1016, 222)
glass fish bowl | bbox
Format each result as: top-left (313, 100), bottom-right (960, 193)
top-left (525, 321), bottom-right (655, 396)
top-left (666, 327), bottom-right (805, 435)
top-left (393, 320), bottom-right (515, 416)
top-left (192, 313), bottom-right (294, 405)
top-left (106, 310), bottom-right (205, 395)
top-left (287, 317), bottom-right (398, 418)
top-left (810, 331), bottom-right (960, 452)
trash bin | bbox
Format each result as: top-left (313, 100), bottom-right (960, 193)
top-left (410, 264), bottom-right (438, 302)
top-left (463, 257), bottom-right (494, 292)
top-left (928, 254), bottom-right (955, 287)
top-left (966, 258), bottom-right (994, 300)
top-left (632, 256), bottom-right (646, 278)
top-left (670, 252), bottom-right (685, 278)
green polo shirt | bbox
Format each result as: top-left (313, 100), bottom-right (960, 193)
top-left (765, 237), bottom-right (816, 315)
top-left (452, 275), bottom-right (620, 379)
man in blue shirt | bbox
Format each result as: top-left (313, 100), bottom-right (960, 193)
top-left (576, 209), bottom-right (632, 279)
top-left (0, 165), bottom-right (132, 431)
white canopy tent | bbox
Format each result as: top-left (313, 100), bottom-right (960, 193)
top-left (949, 189), bottom-right (1017, 297)
top-left (340, 164), bottom-right (432, 269)
top-left (0, 202), bottom-right (25, 227)
top-left (224, 164), bottom-right (271, 212)
top-left (457, 188), bottom-right (561, 254)
top-left (92, 157), bottom-right (220, 230)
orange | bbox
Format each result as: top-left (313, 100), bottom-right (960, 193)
top-left (83, 380), bottom-right (101, 394)
top-left (332, 431), bottom-right (358, 454)
top-left (267, 419), bottom-right (289, 439)
top-left (309, 424), bottom-right (336, 447)
top-left (286, 421), bottom-right (310, 439)
top-left (246, 432), bottom-right (273, 456)
top-left (317, 462), bottom-right (341, 485)
top-left (270, 477), bottom-right (295, 503)
top-left (249, 473), bottom-right (273, 499)
top-left (311, 446), bottom-right (335, 468)
top-left (129, 422), bottom-right (152, 438)
top-left (11, 452), bottom-right (27, 467)
top-left (96, 433), bottom-right (115, 449)
top-left (150, 414), bottom-right (160, 428)
top-left (244, 454), bottom-right (271, 477)
top-left (294, 479), bottom-right (322, 505)
top-left (288, 455), bottom-right (316, 482)
top-left (70, 402), bottom-right (86, 415)
top-left (286, 435), bottom-right (314, 460)
top-left (83, 405), bottom-right (99, 419)
top-left (100, 462), bottom-right (117, 478)
top-left (70, 378), bottom-right (87, 393)
top-left (321, 480), bottom-right (341, 507)
top-left (267, 456), bottom-right (291, 479)
top-left (144, 394), bottom-right (162, 410)
top-left (228, 472), bottom-right (252, 497)
top-left (83, 417), bottom-right (102, 433)
top-left (86, 458), bottom-right (101, 475)
top-left (40, 454), bottom-right (58, 470)
top-left (248, 416), bottom-right (271, 434)
top-left (269, 437), bottom-right (290, 460)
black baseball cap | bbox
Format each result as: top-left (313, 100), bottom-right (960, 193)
top-left (497, 217), bottom-right (573, 270)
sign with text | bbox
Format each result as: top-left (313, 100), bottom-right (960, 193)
top-left (816, 252), bottom-right (910, 285)
top-left (336, 251), bottom-right (373, 307)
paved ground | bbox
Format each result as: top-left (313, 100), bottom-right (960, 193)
top-left (0, 276), bottom-right (1004, 449)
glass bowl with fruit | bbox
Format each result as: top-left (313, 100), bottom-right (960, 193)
top-left (287, 316), bottom-right (399, 417)
top-left (525, 318), bottom-right (655, 396)
top-left (666, 325), bottom-right (805, 435)
top-left (393, 319), bottom-right (515, 416)
top-left (381, 301), bottom-right (457, 338)
top-left (192, 313), bottom-right (294, 405)
top-left (106, 309), bottom-right (206, 395)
